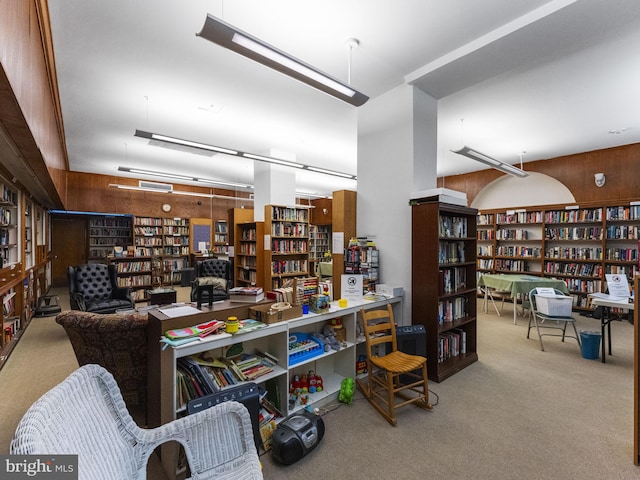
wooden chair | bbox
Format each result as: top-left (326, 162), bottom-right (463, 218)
top-left (356, 305), bottom-right (432, 426)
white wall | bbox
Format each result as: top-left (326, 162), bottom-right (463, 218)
top-left (471, 172), bottom-right (575, 210)
top-left (357, 84), bottom-right (438, 323)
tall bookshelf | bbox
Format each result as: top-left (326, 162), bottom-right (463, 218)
top-left (234, 221), bottom-right (264, 288)
top-left (0, 183), bottom-right (19, 268)
top-left (309, 224), bottom-right (331, 264)
top-left (88, 215), bottom-right (133, 262)
top-left (162, 218), bottom-right (190, 284)
top-left (412, 200), bottom-right (478, 382)
top-left (213, 220), bottom-right (229, 255)
top-left (133, 216), bottom-right (163, 257)
top-left (477, 201), bottom-right (640, 314)
top-left (263, 205), bottom-right (310, 290)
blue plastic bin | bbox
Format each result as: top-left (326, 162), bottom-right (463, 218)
top-left (579, 330), bottom-right (601, 360)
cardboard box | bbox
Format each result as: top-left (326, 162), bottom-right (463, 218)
top-left (536, 294), bottom-right (573, 317)
top-left (249, 303), bottom-right (303, 324)
top-left (309, 294), bottom-right (330, 313)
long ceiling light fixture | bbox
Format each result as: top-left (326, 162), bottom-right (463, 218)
top-left (451, 145), bottom-right (529, 178)
top-left (196, 14), bottom-right (368, 107)
top-left (134, 130), bottom-right (357, 180)
top-left (117, 166), bottom-right (254, 190)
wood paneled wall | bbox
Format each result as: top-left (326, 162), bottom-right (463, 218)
top-left (439, 142), bottom-right (640, 207)
top-left (64, 171), bottom-right (251, 221)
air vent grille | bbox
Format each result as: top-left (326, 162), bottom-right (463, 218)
top-left (138, 181), bottom-right (173, 191)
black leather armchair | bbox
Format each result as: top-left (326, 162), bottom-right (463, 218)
top-left (68, 263), bottom-right (135, 314)
top-left (190, 259), bottom-right (231, 306)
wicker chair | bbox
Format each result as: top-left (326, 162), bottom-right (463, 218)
top-left (11, 364), bottom-right (263, 480)
top-left (55, 310), bottom-right (149, 414)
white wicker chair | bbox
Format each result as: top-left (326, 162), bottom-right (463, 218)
top-left (10, 364), bottom-right (263, 480)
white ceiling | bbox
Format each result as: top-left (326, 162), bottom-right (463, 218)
top-left (47, 0), bottom-right (640, 198)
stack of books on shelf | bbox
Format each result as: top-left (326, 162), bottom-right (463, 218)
top-left (229, 286), bottom-right (264, 303)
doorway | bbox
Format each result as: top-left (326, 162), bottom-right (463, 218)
top-left (51, 215), bottom-right (87, 287)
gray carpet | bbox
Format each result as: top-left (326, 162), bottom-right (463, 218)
top-left (1, 289), bottom-right (638, 479)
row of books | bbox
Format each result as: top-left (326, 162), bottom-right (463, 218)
top-left (437, 297), bottom-right (468, 324)
top-left (270, 239), bottom-right (308, 254)
top-left (438, 328), bottom-right (467, 363)
top-left (438, 241), bottom-right (466, 264)
top-left (545, 226), bottom-right (602, 240)
top-left (176, 351), bottom-right (277, 408)
top-left (545, 246), bottom-right (602, 260)
top-left (270, 259), bottom-right (308, 275)
top-left (544, 208), bottom-right (602, 223)
top-left (496, 228), bottom-right (529, 240)
top-left (496, 245), bottom-right (541, 258)
top-left (544, 262), bottom-right (603, 277)
top-left (439, 216), bottom-right (468, 238)
top-left (605, 225), bottom-right (640, 240)
top-left (496, 211), bottom-right (543, 224)
top-left (271, 222), bottom-right (308, 237)
top-left (440, 266), bottom-right (467, 295)
top-left (113, 261), bottom-right (152, 273)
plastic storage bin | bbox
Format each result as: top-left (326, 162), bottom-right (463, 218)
top-left (536, 294), bottom-right (573, 316)
top-left (579, 330), bottom-right (601, 360)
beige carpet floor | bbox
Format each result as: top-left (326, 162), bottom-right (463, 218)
top-left (1, 289), bottom-right (639, 479)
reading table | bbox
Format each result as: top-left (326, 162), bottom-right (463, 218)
top-left (478, 273), bottom-right (569, 324)
top-left (588, 294), bottom-right (634, 363)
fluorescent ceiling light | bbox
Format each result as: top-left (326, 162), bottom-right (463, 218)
top-left (118, 166), bottom-right (253, 190)
top-left (451, 145), bottom-right (529, 178)
top-left (134, 130), bottom-right (357, 180)
top-left (108, 183), bottom-right (253, 201)
top-left (196, 14), bottom-right (368, 107)
top-left (242, 153), bottom-right (304, 169)
top-left (306, 166), bottom-right (354, 179)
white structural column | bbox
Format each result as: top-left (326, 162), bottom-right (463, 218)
top-left (253, 149), bottom-right (297, 222)
top-left (357, 84), bottom-right (438, 323)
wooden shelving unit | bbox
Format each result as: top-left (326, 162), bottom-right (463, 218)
top-left (263, 205), bottom-right (310, 290)
top-left (477, 201), bottom-right (640, 314)
top-left (87, 215), bottom-right (133, 262)
top-left (234, 221), bottom-right (264, 288)
top-left (412, 200), bottom-right (478, 383)
top-left (162, 217), bottom-right (190, 285)
top-left (213, 220), bottom-right (229, 255)
top-left (107, 255), bottom-right (155, 302)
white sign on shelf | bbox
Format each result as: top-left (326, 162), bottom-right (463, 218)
top-left (341, 274), bottom-right (363, 301)
top-left (605, 273), bottom-right (631, 298)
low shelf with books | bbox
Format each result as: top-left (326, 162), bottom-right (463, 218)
top-left (108, 255), bottom-right (155, 302)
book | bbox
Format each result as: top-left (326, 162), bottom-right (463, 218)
top-left (229, 292), bottom-right (265, 303)
top-left (229, 286), bottom-right (263, 295)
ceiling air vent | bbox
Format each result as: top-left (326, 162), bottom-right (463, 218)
top-left (138, 181), bottom-right (173, 192)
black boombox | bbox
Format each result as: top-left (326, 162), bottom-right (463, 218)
top-left (271, 411), bottom-right (325, 465)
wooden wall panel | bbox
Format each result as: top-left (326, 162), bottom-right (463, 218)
top-left (310, 198), bottom-right (332, 225)
top-left (440, 143), bottom-right (640, 207)
top-left (64, 171), bottom-right (251, 221)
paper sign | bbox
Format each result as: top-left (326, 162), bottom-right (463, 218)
top-left (605, 274), bottom-right (630, 298)
top-left (341, 274), bottom-right (363, 301)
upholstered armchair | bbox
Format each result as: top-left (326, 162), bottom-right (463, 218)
top-left (190, 259), bottom-right (231, 306)
top-left (68, 263), bottom-right (134, 314)
top-left (55, 310), bottom-right (149, 416)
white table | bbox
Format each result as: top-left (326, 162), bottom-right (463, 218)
top-left (589, 294), bottom-right (634, 363)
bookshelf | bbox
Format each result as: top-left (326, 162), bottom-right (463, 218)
top-left (88, 215), bottom-right (133, 262)
top-left (263, 205), bottom-right (310, 290)
top-left (477, 201), bottom-right (640, 314)
top-left (107, 255), bottom-right (154, 302)
top-left (213, 220), bottom-right (229, 255)
top-left (309, 224), bottom-right (331, 266)
top-left (0, 183), bottom-right (19, 268)
top-left (23, 199), bottom-right (34, 270)
top-left (162, 217), bottom-right (190, 285)
top-left (412, 200), bottom-right (478, 382)
top-left (344, 237), bottom-right (380, 293)
top-left (234, 221), bottom-right (264, 288)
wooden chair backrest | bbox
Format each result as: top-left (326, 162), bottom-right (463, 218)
top-left (360, 304), bottom-right (397, 357)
